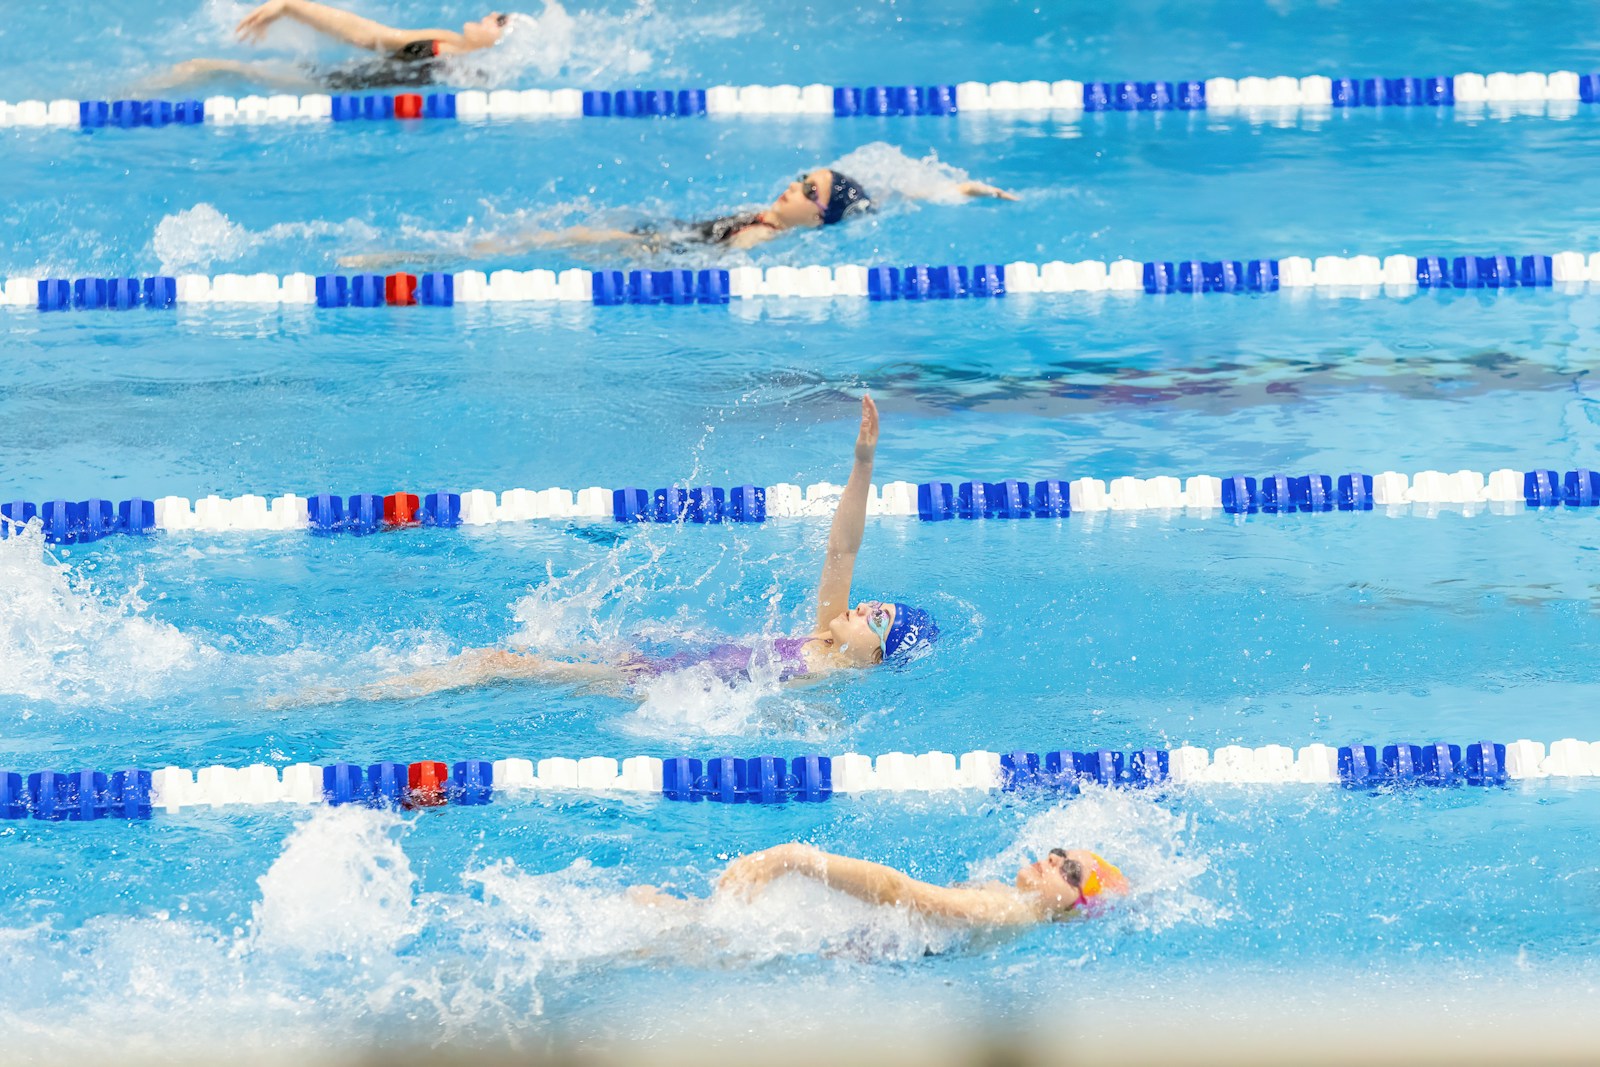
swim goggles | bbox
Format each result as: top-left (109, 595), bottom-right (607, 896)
top-left (798, 174), bottom-right (825, 216)
top-left (866, 603), bottom-right (894, 650)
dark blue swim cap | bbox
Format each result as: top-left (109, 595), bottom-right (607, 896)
top-left (823, 170), bottom-right (872, 225)
top-left (884, 603), bottom-right (938, 661)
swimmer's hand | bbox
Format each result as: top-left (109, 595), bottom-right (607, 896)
top-left (237, 0), bottom-right (292, 43)
top-left (957, 180), bottom-right (1020, 201)
top-left (855, 394), bottom-right (879, 465)
top-left (715, 843), bottom-right (822, 899)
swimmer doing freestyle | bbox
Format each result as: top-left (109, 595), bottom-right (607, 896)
top-left (146, 0), bottom-right (525, 94)
top-left (630, 843), bottom-right (1130, 929)
top-left (339, 164), bottom-right (1016, 269)
top-left (345, 394), bottom-right (938, 702)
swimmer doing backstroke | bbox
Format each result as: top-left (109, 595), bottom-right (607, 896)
top-left (145, 0), bottom-right (525, 94)
top-left (334, 394), bottom-right (938, 703)
top-left (338, 164), bottom-right (1016, 269)
top-left (630, 843), bottom-right (1130, 929)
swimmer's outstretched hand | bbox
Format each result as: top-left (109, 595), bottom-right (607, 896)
top-left (957, 180), bottom-right (1020, 201)
top-left (237, 0), bottom-right (292, 43)
top-left (855, 394), bottom-right (879, 464)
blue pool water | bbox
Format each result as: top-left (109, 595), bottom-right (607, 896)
top-left (7, 0), bottom-right (1600, 1058)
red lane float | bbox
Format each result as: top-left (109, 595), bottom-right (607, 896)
top-left (408, 760), bottom-right (448, 806)
top-left (383, 493), bottom-right (419, 525)
top-left (384, 272), bottom-right (417, 306)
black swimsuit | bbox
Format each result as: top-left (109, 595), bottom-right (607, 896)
top-left (318, 40), bottom-right (442, 91)
top-left (633, 212), bottom-right (776, 254)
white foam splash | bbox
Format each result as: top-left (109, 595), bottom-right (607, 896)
top-left (973, 787), bottom-right (1222, 935)
top-left (151, 203), bottom-right (391, 274)
top-left (464, 853), bottom-right (968, 968)
top-left (0, 522), bottom-right (215, 703)
top-left (0, 789), bottom-right (1219, 1054)
top-left (831, 142), bottom-right (974, 205)
top-left (445, 0), bottom-right (756, 87)
top-left (248, 806), bottom-right (421, 957)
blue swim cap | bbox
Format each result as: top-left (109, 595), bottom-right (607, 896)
top-left (884, 603), bottom-right (938, 661)
top-left (823, 170), bottom-right (872, 225)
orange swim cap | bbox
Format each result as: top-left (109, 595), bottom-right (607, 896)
top-left (1079, 852), bottom-right (1130, 900)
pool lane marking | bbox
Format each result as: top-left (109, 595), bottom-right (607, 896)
top-left (5, 70), bottom-right (1600, 129)
top-left (3, 469), bottom-right (1599, 543)
top-left (5, 739), bottom-right (1596, 819)
top-left (3, 252), bottom-right (1597, 311)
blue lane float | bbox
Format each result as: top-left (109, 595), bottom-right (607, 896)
top-left (611, 485), bottom-right (766, 524)
top-left (660, 755), bottom-right (832, 803)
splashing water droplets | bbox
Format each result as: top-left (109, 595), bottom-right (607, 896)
top-left (0, 523), bottom-right (214, 703)
top-left (831, 142), bottom-right (975, 205)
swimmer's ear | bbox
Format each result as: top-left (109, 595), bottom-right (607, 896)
top-left (872, 648), bottom-right (884, 665)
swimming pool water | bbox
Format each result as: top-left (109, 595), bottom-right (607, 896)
top-left (7, 0), bottom-right (1600, 1059)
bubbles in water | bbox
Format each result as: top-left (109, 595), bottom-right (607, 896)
top-left (0, 523), bottom-right (215, 704)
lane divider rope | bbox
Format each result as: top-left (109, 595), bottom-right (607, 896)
top-left (5, 70), bottom-right (1600, 130)
top-left (4, 737), bottom-right (1593, 820)
top-left (1, 252), bottom-right (1595, 312)
top-left (3, 469), bottom-right (1598, 544)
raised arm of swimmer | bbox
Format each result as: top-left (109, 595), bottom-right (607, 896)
top-left (236, 0), bottom-right (472, 54)
top-left (283, 393), bottom-right (942, 706)
top-left (815, 394), bottom-right (877, 631)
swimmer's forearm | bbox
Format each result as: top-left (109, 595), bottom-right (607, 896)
top-left (815, 397), bottom-right (878, 626)
top-left (826, 420), bottom-right (875, 558)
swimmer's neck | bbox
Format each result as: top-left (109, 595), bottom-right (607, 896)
top-left (756, 210), bottom-right (793, 232)
top-left (799, 634), bottom-right (867, 671)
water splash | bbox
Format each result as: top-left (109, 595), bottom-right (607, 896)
top-left (150, 203), bottom-right (393, 273)
top-left (972, 787), bottom-right (1223, 936)
top-left (248, 806), bottom-right (421, 957)
top-left (0, 790), bottom-right (1219, 1055)
top-left (831, 143), bottom-right (975, 205)
top-left (188, 0), bottom-right (751, 89)
top-left (0, 522), bottom-right (216, 703)
top-left (444, 0), bottom-right (757, 87)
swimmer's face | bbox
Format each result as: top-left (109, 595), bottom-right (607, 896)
top-left (1015, 849), bottom-right (1097, 913)
top-left (828, 600), bottom-right (892, 666)
top-left (462, 12), bottom-right (510, 47)
top-left (770, 168), bottom-right (831, 229)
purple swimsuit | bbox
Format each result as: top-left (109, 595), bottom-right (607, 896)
top-left (627, 637), bottom-right (811, 684)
